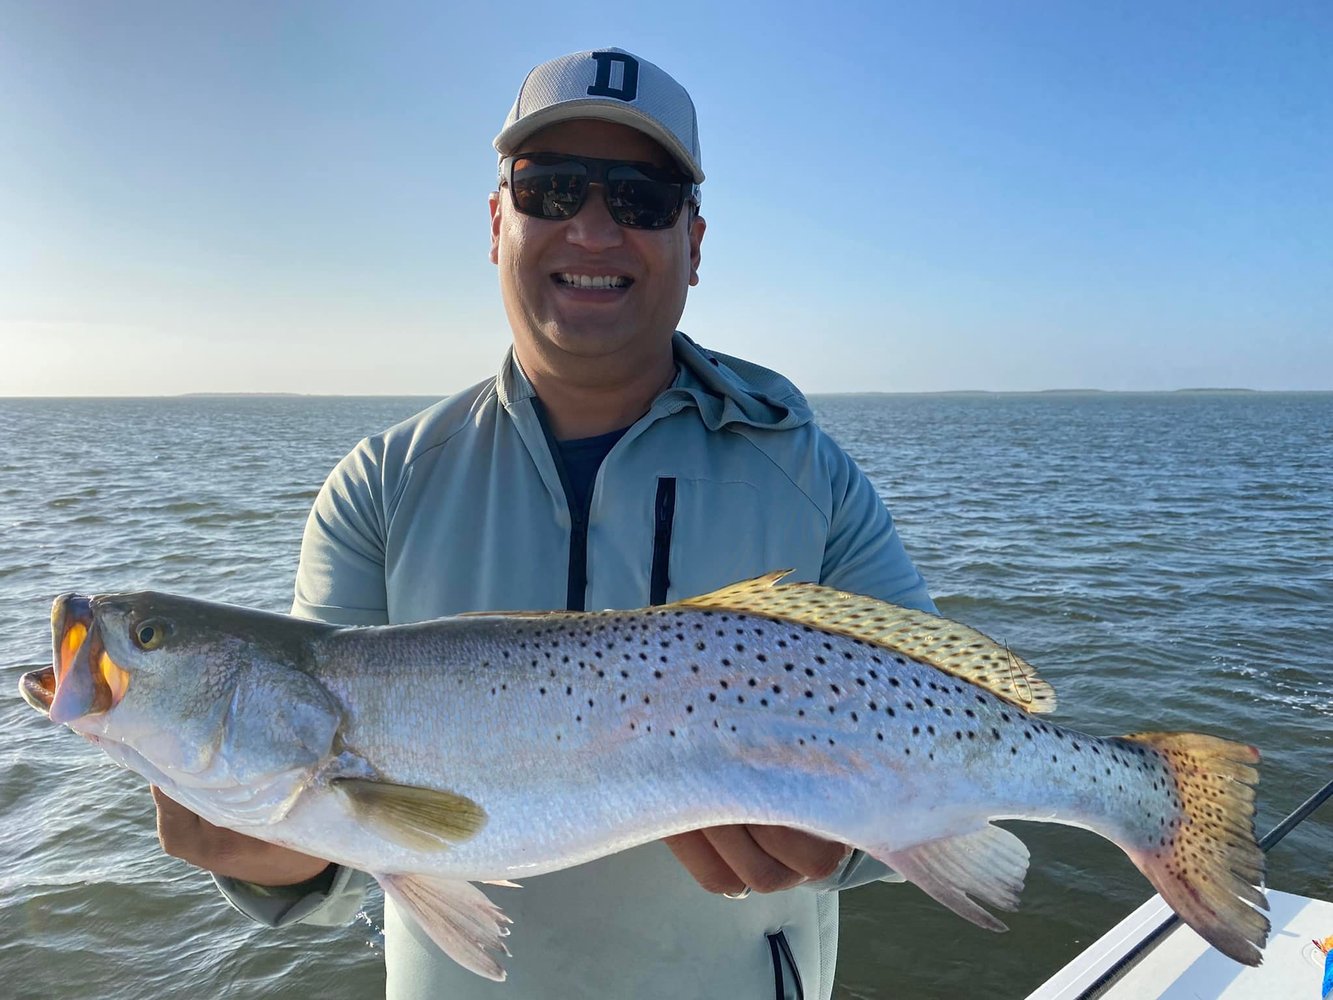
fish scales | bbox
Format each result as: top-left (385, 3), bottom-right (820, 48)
top-left (21, 574), bottom-right (1269, 980)
top-left (300, 608), bottom-right (1190, 879)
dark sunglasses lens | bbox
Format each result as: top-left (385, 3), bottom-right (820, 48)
top-left (510, 157), bottom-right (589, 219)
top-left (606, 166), bottom-right (685, 229)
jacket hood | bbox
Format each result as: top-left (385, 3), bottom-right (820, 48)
top-left (497, 332), bottom-right (813, 433)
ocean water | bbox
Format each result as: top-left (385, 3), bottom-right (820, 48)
top-left (1, 391), bottom-right (1329, 999)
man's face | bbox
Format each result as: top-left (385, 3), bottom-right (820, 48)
top-left (489, 119), bottom-right (705, 382)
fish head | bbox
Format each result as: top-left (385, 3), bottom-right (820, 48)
top-left (28, 591), bottom-right (342, 821)
top-left (41, 591), bottom-right (237, 731)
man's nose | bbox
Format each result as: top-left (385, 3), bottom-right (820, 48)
top-left (564, 184), bottom-right (624, 251)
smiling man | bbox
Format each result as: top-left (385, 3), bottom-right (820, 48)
top-left (152, 48), bottom-right (934, 999)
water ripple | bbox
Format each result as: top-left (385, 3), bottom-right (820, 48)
top-left (1, 392), bottom-right (1330, 999)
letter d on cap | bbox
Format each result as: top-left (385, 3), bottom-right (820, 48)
top-left (587, 51), bottom-right (639, 101)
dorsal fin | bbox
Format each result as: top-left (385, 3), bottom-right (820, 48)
top-left (671, 572), bottom-right (1055, 713)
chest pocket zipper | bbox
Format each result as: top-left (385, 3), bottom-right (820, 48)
top-left (767, 930), bottom-right (805, 1000)
top-left (649, 477), bottom-right (676, 605)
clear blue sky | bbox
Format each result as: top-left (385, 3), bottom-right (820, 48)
top-left (2, 1), bottom-right (1329, 395)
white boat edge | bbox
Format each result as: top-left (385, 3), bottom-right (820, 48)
top-left (1026, 888), bottom-right (1333, 999)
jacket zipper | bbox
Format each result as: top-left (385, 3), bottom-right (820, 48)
top-left (531, 400), bottom-right (588, 612)
top-left (767, 930), bottom-right (805, 1000)
top-left (649, 477), bottom-right (677, 605)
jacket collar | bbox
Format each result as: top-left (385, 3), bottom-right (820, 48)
top-left (495, 332), bottom-right (812, 433)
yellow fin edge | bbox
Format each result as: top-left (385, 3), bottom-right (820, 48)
top-left (671, 572), bottom-right (1056, 714)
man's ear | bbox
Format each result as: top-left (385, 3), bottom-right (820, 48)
top-left (688, 214), bottom-right (706, 287)
top-left (489, 191), bottom-right (503, 264)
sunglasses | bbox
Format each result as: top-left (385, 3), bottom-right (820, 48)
top-left (500, 153), bottom-right (698, 230)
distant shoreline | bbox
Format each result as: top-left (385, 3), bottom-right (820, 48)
top-left (2, 388), bottom-right (1330, 401)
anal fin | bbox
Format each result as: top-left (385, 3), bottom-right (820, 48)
top-left (870, 825), bottom-right (1031, 932)
top-left (378, 873), bottom-right (513, 981)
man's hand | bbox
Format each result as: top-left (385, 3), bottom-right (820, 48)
top-left (151, 786), bottom-right (332, 886)
top-left (664, 825), bottom-right (850, 895)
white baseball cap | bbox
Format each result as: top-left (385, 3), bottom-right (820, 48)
top-left (494, 48), bottom-right (704, 184)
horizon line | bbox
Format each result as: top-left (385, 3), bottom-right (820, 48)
top-left (2, 387), bottom-right (1332, 401)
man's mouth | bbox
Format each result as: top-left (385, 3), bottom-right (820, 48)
top-left (552, 272), bottom-right (633, 290)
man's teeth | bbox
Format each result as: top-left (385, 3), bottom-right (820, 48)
top-left (557, 273), bottom-right (630, 289)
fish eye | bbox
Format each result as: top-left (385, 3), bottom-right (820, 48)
top-left (133, 620), bottom-right (169, 651)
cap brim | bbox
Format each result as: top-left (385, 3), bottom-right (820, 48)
top-left (494, 101), bottom-right (704, 184)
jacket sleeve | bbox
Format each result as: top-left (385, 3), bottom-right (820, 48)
top-left (815, 436), bottom-right (935, 891)
top-left (291, 437), bottom-right (394, 626)
top-left (817, 437), bottom-right (936, 614)
top-left (214, 439), bottom-right (390, 926)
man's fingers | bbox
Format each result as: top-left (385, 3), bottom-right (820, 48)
top-left (663, 830), bottom-right (746, 895)
top-left (149, 785), bottom-right (330, 884)
top-left (701, 825), bottom-right (805, 893)
top-left (748, 825), bottom-right (850, 882)
top-left (152, 785), bottom-right (221, 863)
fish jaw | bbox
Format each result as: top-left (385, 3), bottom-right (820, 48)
top-left (52, 593), bottom-right (92, 687)
top-left (19, 665), bottom-right (56, 714)
top-left (47, 594), bottom-right (131, 725)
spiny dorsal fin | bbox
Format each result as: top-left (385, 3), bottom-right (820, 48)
top-left (335, 779), bottom-right (487, 851)
top-left (672, 572), bottom-right (1055, 713)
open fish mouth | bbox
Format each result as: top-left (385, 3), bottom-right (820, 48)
top-left (14, 593), bottom-right (95, 716)
top-left (35, 593), bottom-right (130, 724)
top-left (19, 665), bottom-right (56, 715)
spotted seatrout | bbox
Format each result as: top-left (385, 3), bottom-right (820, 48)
top-left (19, 573), bottom-right (1268, 979)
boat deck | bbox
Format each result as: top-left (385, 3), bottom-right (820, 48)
top-left (1027, 889), bottom-right (1333, 999)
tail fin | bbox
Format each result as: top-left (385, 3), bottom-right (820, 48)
top-left (1120, 732), bottom-right (1269, 965)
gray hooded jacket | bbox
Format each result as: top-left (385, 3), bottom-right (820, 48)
top-left (217, 333), bottom-right (934, 1000)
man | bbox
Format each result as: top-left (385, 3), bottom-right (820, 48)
top-left (153, 47), bottom-right (934, 999)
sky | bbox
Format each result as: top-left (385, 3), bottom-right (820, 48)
top-left (2, 1), bottom-right (1329, 396)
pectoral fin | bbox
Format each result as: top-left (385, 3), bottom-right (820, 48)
top-left (869, 825), bottom-right (1031, 932)
top-left (378, 873), bottom-right (512, 981)
top-left (335, 779), bottom-right (486, 851)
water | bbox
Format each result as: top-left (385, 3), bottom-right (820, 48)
top-left (2, 392), bottom-right (1330, 999)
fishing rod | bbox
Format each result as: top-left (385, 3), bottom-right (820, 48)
top-left (1074, 774), bottom-right (1333, 999)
